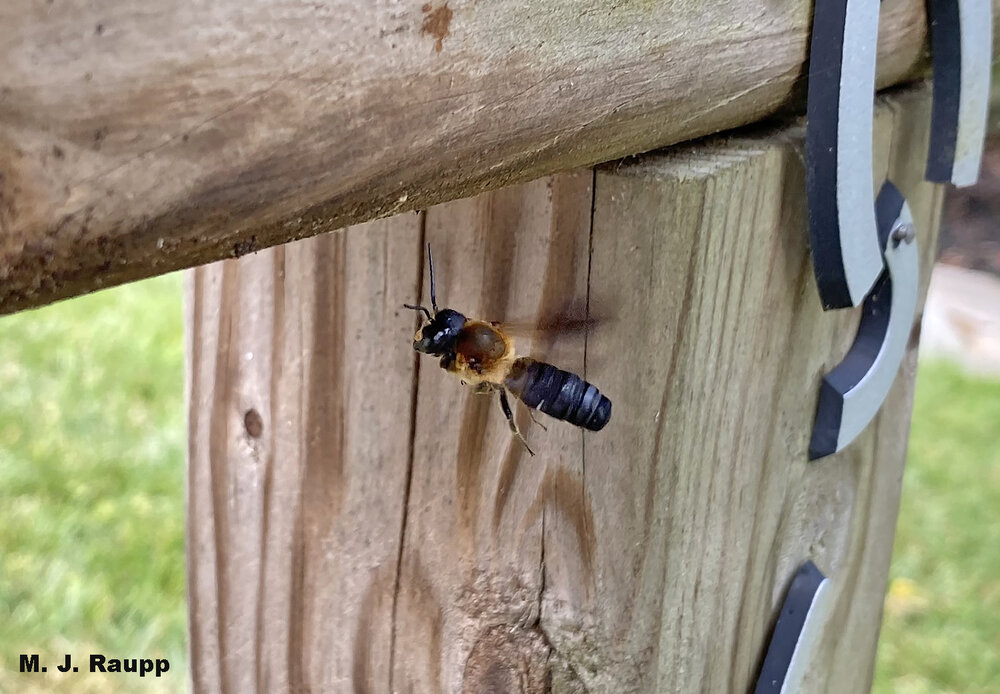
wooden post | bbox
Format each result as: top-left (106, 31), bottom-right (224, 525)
top-left (186, 86), bottom-right (941, 693)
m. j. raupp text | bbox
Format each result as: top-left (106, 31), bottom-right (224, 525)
top-left (19, 653), bottom-right (170, 677)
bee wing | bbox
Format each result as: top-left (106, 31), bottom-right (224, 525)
top-left (491, 315), bottom-right (605, 338)
top-left (497, 317), bottom-right (609, 372)
top-left (486, 295), bottom-right (612, 336)
top-left (489, 300), bottom-right (613, 368)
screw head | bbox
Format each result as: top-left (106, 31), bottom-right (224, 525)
top-left (891, 222), bottom-right (915, 246)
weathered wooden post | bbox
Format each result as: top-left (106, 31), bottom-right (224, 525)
top-left (186, 89), bottom-right (943, 692)
top-left (2, 1), bottom-right (995, 692)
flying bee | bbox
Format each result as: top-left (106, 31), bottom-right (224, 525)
top-left (404, 245), bottom-right (612, 455)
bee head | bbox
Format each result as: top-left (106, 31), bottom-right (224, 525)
top-left (404, 244), bottom-right (465, 355)
top-left (412, 308), bottom-right (465, 355)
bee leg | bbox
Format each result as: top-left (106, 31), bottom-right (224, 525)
top-left (470, 382), bottom-right (494, 395)
top-left (499, 389), bottom-right (535, 456)
top-left (526, 408), bottom-right (548, 432)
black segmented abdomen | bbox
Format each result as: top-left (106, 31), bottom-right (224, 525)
top-left (505, 358), bottom-right (611, 432)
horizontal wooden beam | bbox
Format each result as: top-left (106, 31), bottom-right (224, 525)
top-left (0, 0), bottom-right (993, 313)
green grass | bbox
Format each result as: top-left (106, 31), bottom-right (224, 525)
top-left (873, 361), bottom-right (1000, 694)
top-left (0, 276), bottom-right (996, 693)
top-left (0, 275), bottom-right (186, 694)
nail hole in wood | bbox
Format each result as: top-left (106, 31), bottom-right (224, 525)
top-left (244, 409), bottom-right (264, 438)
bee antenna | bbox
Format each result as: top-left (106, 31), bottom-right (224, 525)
top-left (403, 303), bottom-right (432, 320)
top-left (426, 243), bottom-right (439, 313)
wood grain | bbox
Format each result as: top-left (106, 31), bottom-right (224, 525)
top-left (554, 86), bottom-right (941, 694)
top-left (186, 215), bottom-right (423, 692)
top-left (187, 85), bottom-right (941, 693)
top-left (2, 0), bottom-right (982, 314)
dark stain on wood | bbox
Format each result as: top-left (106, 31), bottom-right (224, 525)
top-left (93, 126), bottom-right (108, 150)
top-left (421, 3), bottom-right (452, 53)
top-left (462, 624), bottom-right (549, 693)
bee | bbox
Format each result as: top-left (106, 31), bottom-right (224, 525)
top-left (404, 245), bottom-right (612, 455)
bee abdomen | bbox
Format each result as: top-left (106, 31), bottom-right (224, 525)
top-left (505, 358), bottom-right (611, 432)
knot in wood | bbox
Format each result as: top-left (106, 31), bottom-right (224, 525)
top-left (462, 624), bottom-right (549, 694)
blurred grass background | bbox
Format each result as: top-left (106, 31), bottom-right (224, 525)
top-left (873, 361), bottom-right (1000, 694)
top-left (0, 274), bottom-right (186, 694)
top-left (0, 272), bottom-right (996, 692)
